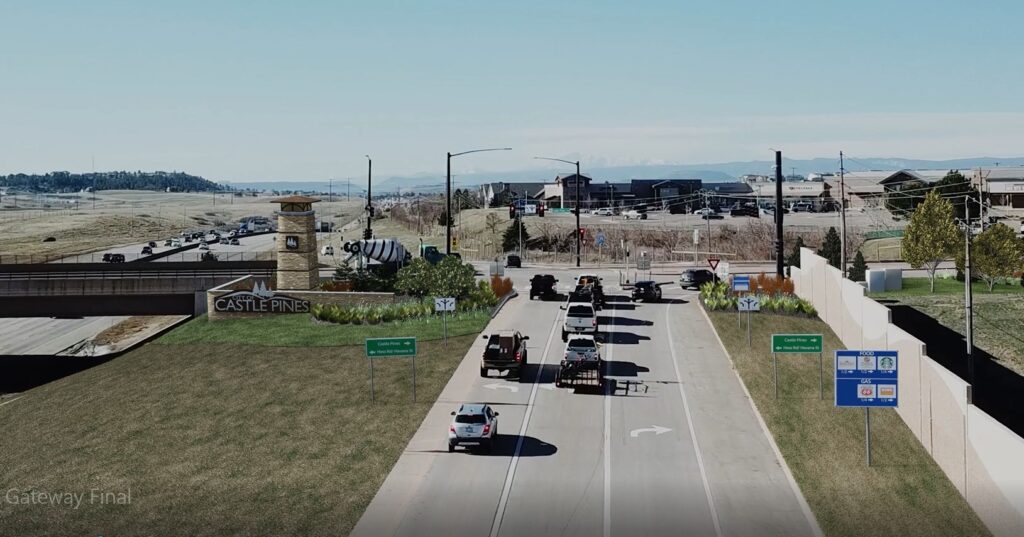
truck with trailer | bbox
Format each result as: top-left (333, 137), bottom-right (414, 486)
top-left (555, 334), bottom-right (605, 389)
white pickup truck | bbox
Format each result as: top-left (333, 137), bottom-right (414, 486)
top-left (562, 302), bottom-right (598, 341)
top-left (564, 335), bottom-right (600, 362)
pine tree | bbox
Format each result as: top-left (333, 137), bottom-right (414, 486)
top-left (817, 227), bottom-right (841, 268)
top-left (786, 237), bottom-right (806, 268)
top-left (502, 217), bottom-right (530, 252)
top-left (848, 250), bottom-right (868, 281)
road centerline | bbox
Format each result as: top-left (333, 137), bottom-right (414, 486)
top-left (665, 300), bottom-right (724, 537)
top-left (488, 303), bottom-right (563, 537)
top-left (603, 302), bottom-right (616, 537)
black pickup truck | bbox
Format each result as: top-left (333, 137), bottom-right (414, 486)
top-left (529, 274), bottom-right (559, 300)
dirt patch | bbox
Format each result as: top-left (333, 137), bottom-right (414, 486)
top-left (92, 316), bottom-right (184, 347)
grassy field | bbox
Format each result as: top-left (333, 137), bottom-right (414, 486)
top-left (870, 277), bottom-right (1024, 376)
top-left (160, 310), bottom-right (492, 347)
top-left (0, 313), bottom-right (490, 536)
top-left (860, 237), bottom-right (903, 262)
top-left (707, 311), bottom-right (990, 537)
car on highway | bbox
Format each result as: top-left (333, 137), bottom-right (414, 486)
top-left (701, 213), bottom-right (725, 220)
top-left (729, 205), bottom-right (759, 218)
top-left (680, 268), bottom-right (717, 289)
top-left (102, 253), bottom-right (126, 263)
top-left (479, 330), bottom-right (529, 379)
top-left (622, 209), bottom-right (647, 220)
top-left (562, 302), bottom-right (598, 341)
top-left (148, 241), bottom-right (157, 248)
top-left (529, 274), bottom-right (558, 300)
top-left (228, 230), bottom-right (237, 237)
top-left (505, 254), bottom-right (521, 268)
top-left (593, 207), bottom-right (614, 217)
top-left (694, 207), bottom-right (716, 216)
top-left (184, 236), bottom-right (192, 243)
top-left (220, 238), bottom-right (230, 245)
top-left (631, 280), bottom-right (663, 302)
top-left (448, 403), bottom-right (499, 453)
top-left (171, 239), bottom-right (182, 248)
top-left (141, 246), bottom-right (153, 255)
top-left (164, 239), bottom-right (173, 247)
top-left (198, 243), bottom-right (209, 251)
top-left (229, 238), bottom-right (240, 245)
top-left (563, 334), bottom-right (600, 363)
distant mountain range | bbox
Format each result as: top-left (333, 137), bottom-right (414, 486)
top-left (225, 156), bottom-right (1024, 194)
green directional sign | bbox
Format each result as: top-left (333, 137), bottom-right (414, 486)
top-left (366, 337), bottom-right (417, 358)
top-left (771, 334), bottom-right (823, 353)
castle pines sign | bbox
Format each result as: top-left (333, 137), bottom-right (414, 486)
top-left (213, 282), bottom-right (310, 314)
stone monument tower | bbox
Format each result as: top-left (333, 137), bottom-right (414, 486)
top-left (271, 195), bottom-right (320, 290)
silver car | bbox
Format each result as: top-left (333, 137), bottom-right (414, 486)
top-left (448, 403), bottom-right (499, 453)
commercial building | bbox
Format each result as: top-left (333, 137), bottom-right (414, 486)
top-left (975, 167), bottom-right (1024, 209)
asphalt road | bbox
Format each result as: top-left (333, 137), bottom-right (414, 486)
top-left (56, 232), bottom-right (277, 264)
top-left (352, 267), bottom-right (819, 537)
top-left (0, 316), bottom-right (128, 355)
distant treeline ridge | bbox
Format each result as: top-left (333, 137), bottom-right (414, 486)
top-left (0, 171), bottom-right (223, 192)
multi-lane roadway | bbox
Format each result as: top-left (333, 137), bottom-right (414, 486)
top-left (352, 267), bottom-right (820, 537)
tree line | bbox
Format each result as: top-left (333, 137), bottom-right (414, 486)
top-left (0, 171), bottom-right (222, 193)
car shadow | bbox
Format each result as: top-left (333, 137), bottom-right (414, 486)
top-left (519, 363), bottom-right (561, 385)
top-left (598, 316), bottom-right (653, 326)
top-left (605, 360), bottom-right (650, 377)
top-left (600, 302), bottom-right (636, 311)
top-left (661, 298), bottom-right (689, 305)
top-left (437, 435), bottom-right (558, 457)
top-left (602, 331), bottom-right (651, 345)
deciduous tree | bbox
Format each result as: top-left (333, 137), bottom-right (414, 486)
top-left (970, 223), bottom-right (1022, 291)
top-left (903, 190), bottom-right (961, 292)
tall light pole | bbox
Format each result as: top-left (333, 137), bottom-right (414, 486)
top-left (535, 156), bottom-right (582, 267)
top-left (365, 155), bottom-right (372, 240)
top-left (447, 147), bottom-right (511, 255)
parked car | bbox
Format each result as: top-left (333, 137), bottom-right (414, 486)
top-left (790, 202), bottom-right (813, 213)
top-left (448, 403), bottom-right (499, 453)
top-left (141, 246), bottom-right (153, 255)
top-left (694, 208), bottom-right (715, 216)
top-left (479, 330), bottom-right (530, 379)
top-left (729, 205), bottom-right (759, 218)
top-left (593, 207), bottom-right (614, 217)
top-left (680, 268), bottom-right (717, 289)
top-left (623, 210), bottom-right (647, 220)
top-left (631, 280), bottom-right (663, 302)
top-left (529, 274), bottom-right (558, 300)
top-left (505, 254), bottom-right (521, 268)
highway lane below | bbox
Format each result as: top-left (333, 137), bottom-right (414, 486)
top-left (352, 267), bottom-right (819, 537)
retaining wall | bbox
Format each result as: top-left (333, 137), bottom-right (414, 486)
top-left (796, 247), bottom-right (1024, 536)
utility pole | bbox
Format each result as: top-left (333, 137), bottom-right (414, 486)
top-left (775, 151), bottom-right (784, 277)
top-left (704, 190), bottom-right (712, 252)
top-left (365, 156), bottom-right (373, 240)
top-left (575, 161), bottom-right (581, 267)
top-left (329, 179), bottom-right (333, 203)
top-left (964, 199), bottom-right (975, 396)
top-left (840, 151), bottom-right (848, 278)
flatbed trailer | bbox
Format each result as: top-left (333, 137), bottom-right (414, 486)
top-left (555, 358), bottom-right (605, 389)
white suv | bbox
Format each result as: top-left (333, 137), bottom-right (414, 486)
top-left (448, 403), bottom-right (499, 452)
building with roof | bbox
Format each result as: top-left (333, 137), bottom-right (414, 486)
top-left (752, 182), bottom-right (833, 210)
top-left (974, 167), bottom-right (1024, 209)
top-left (824, 169), bottom-right (953, 207)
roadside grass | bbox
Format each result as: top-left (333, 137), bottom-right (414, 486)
top-left (870, 277), bottom-right (1024, 376)
top-left (860, 237), bottom-right (902, 262)
top-left (0, 332), bottom-right (484, 536)
top-left (157, 309), bottom-right (492, 347)
top-left (870, 276), bottom-right (1024, 297)
top-left (707, 311), bottom-right (991, 537)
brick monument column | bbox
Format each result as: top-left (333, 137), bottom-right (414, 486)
top-left (271, 195), bottom-right (320, 290)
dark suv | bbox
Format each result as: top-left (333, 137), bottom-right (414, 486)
top-left (529, 274), bottom-right (558, 300)
top-left (631, 280), bottom-right (662, 302)
top-left (729, 205), bottom-right (759, 218)
top-left (679, 269), bottom-right (717, 289)
top-left (480, 331), bottom-right (530, 379)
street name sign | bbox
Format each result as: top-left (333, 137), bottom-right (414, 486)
top-left (434, 297), bottom-right (456, 312)
top-left (771, 334), bottom-right (823, 353)
top-left (365, 337), bottom-right (417, 358)
top-left (733, 275), bottom-right (750, 292)
top-left (738, 296), bottom-right (760, 312)
top-left (835, 350), bottom-right (898, 407)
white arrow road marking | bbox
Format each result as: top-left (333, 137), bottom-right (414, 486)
top-left (629, 425), bottom-right (672, 438)
top-left (483, 383), bottom-right (519, 393)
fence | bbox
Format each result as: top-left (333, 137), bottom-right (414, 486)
top-left (792, 248), bottom-right (1024, 537)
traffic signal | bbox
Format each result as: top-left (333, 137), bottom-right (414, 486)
top-left (509, 203), bottom-right (516, 219)
top-left (363, 228), bottom-right (373, 240)
top-left (537, 204), bottom-right (545, 217)
top-left (579, 228), bottom-right (586, 239)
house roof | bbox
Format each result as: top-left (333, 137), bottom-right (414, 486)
top-left (270, 195), bottom-right (320, 204)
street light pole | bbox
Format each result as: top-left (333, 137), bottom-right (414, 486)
top-left (535, 156), bottom-right (582, 267)
top-left (365, 155), bottom-right (373, 240)
top-left (447, 147), bottom-right (512, 255)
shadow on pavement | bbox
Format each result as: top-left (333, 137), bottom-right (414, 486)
top-left (521, 363), bottom-right (560, 385)
top-left (602, 331), bottom-right (651, 345)
top-left (471, 435), bottom-right (558, 457)
top-left (598, 316), bottom-right (653, 327)
top-left (600, 303), bottom-right (636, 311)
top-left (605, 360), bottom-right (649, 377)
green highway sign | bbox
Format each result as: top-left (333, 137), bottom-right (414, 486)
top-left (771, 334), bottom-right (823, 353)
top-left (366, 337), bottom-right (417, 358)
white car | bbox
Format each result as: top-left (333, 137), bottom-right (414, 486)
top-left (564, 334), bottom-right (600, 363)
top-left (198, 242), bottom-right (210, 251)
top-left (593, 207), bottom-right (614, 217)
top-left (694, 208), bottom-right (715, 216)
top-left (448, 403), bottom-right (499, 453)
top-left (622, 210), bottom-right (641, 220)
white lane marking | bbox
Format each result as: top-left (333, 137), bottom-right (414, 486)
top-left (629, 425), bottom-right (672, 438)
top-left (666, 302), bottom-right (724, 537)
top-left (489, 306), bottom-right (562, 537)
top-left (483, 383), bottom-right (519, 393)
top-left (0, 396), bottom-right (24, 407)
top-left (603, 305), bottom-right (616, 537)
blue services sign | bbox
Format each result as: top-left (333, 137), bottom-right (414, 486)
top-left (835, 350), bottom-right (898, 408)
top-left (732, 275), bottom-right (750, 292)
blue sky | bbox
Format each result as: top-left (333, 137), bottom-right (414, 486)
top-left (2, 0), bottom-right (1023, 181)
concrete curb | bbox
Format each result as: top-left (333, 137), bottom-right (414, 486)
top-left (491, 289), bottom-right (519, 319)
top-left (698, 305), bottom-right (826, 537)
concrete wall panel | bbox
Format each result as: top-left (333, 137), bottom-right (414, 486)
top-left (825, 266), bottom-right (844, 340)
top-left (967, 406), bottom-right (1024, 537)
top-left (839, 278), bottom-right (864, 349)
top-left (861, 298), bottom-right (889, 350)
top-left (888, 324), bottom-right (926, 447)
top-left (925, 358), bottom-right (969, 495)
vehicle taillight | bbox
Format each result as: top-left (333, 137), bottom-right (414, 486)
top-left (515, 351), bottom-right (522, 362)
top-left (449, 425), bottom-right (456, 433)
top-left (482, 424), bottom-right (491, 435)
top-left (592, 319), bottom-right (597, 326)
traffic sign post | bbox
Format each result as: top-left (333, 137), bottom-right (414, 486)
top-left (738, 296), bottom-right (760, 347)
top-left (770, 334), bottom-right (824, 399)
top-left (835, 349), bottom-right (899, 465)
top-left (365, 337), bottom-right (419, 403)
top-left (707, 256), bottom-right (720, 271)
top-left (434, 297), bottom-right (456, 347)
top-left (733, 275), bottom-right (751, 327)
